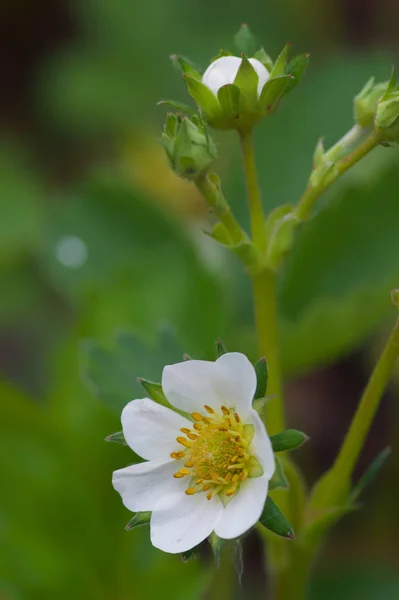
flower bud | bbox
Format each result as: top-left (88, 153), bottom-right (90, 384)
top-left (161, 113), bottom-right (217, 180)
top-left (354, 77), bottom-right (389, 128)
top-left (375, 70), bottom-right (399, 144)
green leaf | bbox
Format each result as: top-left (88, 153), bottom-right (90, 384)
top-left (217, 84), bottom-right (240, 119)
top-left (253, 357), bottom-right (268, 399)
top-left (259, 496), bottom-right (295, 539)
top-left (285, 53), bottom-right (310, 93)
top-left (215, 339), bottom-right (227, 357)
top-left (351, 447), bottom-right (391, 501)
top-left (105, 431), bottom-right (127, 445)
top-left (269, 456), bottom-right (289, 490)
top-left (125, 511), bottom-right (151, 531)
top-left (270, 429), bottom-right (309, 453)
top-left (234, 23), bottom-right (257, 57)
top-left (157, 99), bottom-right (196, 116)
top-left (82, 328), bottom-right (182, 413)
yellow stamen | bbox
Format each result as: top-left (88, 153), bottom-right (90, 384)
top-left (221, 405), bottom-right (230, 415)
top-left (185, 459), bottom-right (193, 468)
top-left (203, 484), bottom-right (211, 491)
top-left (225, 489), bottom-right (235, 497)
top-left (176, 436), bottom-right (192, 448)
top-left (174, 472), bottom-right (184, 479)
top-left (170, 451), bottom-right (185, 460)
top-left (179, 468), bottom-right (191, 476)
top-left (186, 431), bottom-right (198, 441)
top-left (185, 488), bottom-right (196, 495)
top-left (180, 427), bottom-right (191, 434)
top-left (206, 492), bottom-right (213, 500)
top-left (204, 405), bottom-right (214, 414)
top-left (231, 455), bottom-right (238, 463)
top-left (193, 422), bottom-right (202, 431)
top-left (191, 412), bottom-right (203, 421)
top-left (234, 412), bottom-right (240, 422)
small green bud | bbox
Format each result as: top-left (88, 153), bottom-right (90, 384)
top-left (161, 113), bottom-right (217, 180)
top-left (375, 69), bottom-right (399, 144)
top-left (354, 77), bottom-right (388, 127)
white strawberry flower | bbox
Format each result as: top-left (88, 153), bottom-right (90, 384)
top-left (202, 56), bottom-right (270, 98)
top-left (112, 352), bottom-right (275, 554)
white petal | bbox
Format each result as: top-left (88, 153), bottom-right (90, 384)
top-left (150, 491), bottom-right (223, 553)
top-left (202, 56), bottom-right (241, 96)
top-left (121, 398), bottom-right (192, 460)
top-left (202, 56), bottom-right (269, 97)
top-left (214, 476), bottom-right (268, 539)
top-left (213, 353), bottom-right (257, 417)
top-left (112, 460), bottom-right (185, 512)
top-left (162, 359), bottom-right (220, 414)
top-left (250, 409), bottom-right (275, 478)
top-left (248, 58), bottom-right (270, 96)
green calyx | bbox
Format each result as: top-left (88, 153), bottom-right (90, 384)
top-left (161, 112), bottom-right (217, 180)
top-left (354, 77), bottom-right (389, 128)
top-left (168, 29), bottom-right (308, 133)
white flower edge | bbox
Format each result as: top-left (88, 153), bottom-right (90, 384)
top-left (112, 352), bottom-right (275, 553)
top-left (202, 56), bottom-right (269, 98)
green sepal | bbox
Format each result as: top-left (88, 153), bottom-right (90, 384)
top-left (252, 395), bottom-right (271, 417)
top-left (259, 74), bottom-right (293, 114)
top-left (138, 378), bottom-right (170, 407)
top-left (105, 431), bottom-right (127, 445)
top-left (253, 357), bottom-right (268, 400)
top-left (265, 204), bottom-right (294, 240)
top-left (259, 496), bottom-right (295, 539)
top-left (157, 99), bottom-right (196, 116)
top-left (183, 75), bottom-right (222, 123)
top-left (171, 54), bottom-right (201, 80)
top-left (351, 447), bottom-right (391, 501)
top-left (215, 338), bottom-right (227, 357)
top-left (208, 531), bottom-right (223, 567)
top-left (254, 47), bottom-right (274, 72)
top-left (217, 84), bottom-right (240, 120)
top-left (270, 44), bottom-right (290, 78)
top-left (313, 137), bottom-right (325, 168)
top-left (138, 378), bottom-right (191, 419)
top-left (234, 23), bottom-right (257, 57)
top-left (247, 455), bottom-right (264, 478)
top-left (285, 53), bottom-right (309, 93)
top-left (270, 429), bottom-right (309, 453)
top-left (125, 511), bottom-right (151, 531)
top-left (206, 222), bottom-right (262, 272)
top-left (211, 49), bottom-right (233, 62)
top-left (181, 545), bottom-right (201, 563)
top-left (234, 54), bottom-right (259, 114)
top-left (269, 456), bottom-right (289, 490)
top-left (265, 210), bottom-right (300, 271)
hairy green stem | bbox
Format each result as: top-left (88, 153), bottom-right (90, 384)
top-left (295, 130), bottom-right (381, 222)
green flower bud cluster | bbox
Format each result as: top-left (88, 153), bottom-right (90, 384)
top-left (161, 113), bottom-right (217, 181)
top-left (375, 70), bottom-right (399, 144)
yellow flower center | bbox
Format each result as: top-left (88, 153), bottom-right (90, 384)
top-left (171, 404), bottom-right (263, 500)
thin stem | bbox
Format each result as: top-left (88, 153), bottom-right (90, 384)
top-left (295, 130), bottom-right (381, 222)
top-left (240, 130), bottom-right (268, 254)
top-left (252, 269), bottom-right (284, 434)
top-left (196, 174), bottom-right (245, 245)
top-left (332, 315), bottom-right (399, 490)
top-left (239, 129), bottom-right (285, 434)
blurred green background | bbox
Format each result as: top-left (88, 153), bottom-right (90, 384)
top-left (1, 1), bottom-right (399, 598)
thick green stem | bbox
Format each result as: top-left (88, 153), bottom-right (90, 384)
top-left (295, 130), bottom-right (381, 222)
top-left (330, 315), bottom-right (399, 499)
top-left (196, 174), bottom-right (245, 245)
